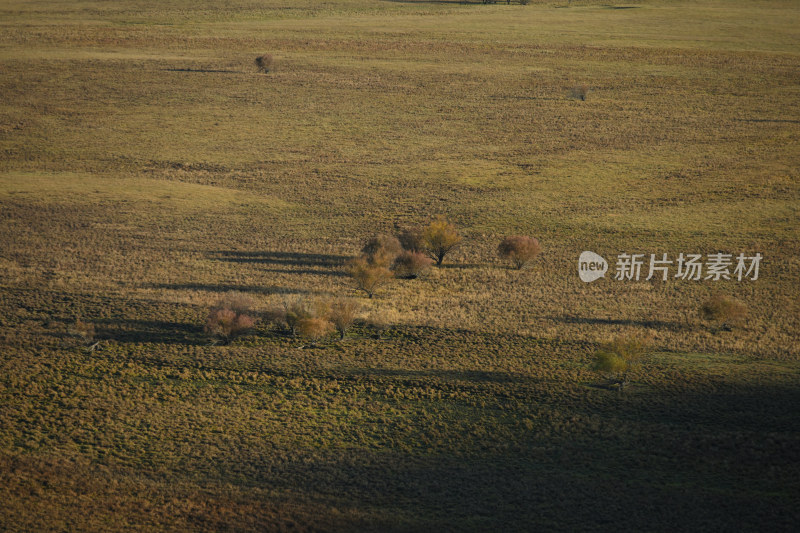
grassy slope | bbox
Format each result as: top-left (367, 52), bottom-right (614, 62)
top-left (1, 0), bottom-right (799, 530)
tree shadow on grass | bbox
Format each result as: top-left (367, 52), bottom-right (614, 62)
top-left (381, 0), bottom-right (483, 4)
top-left (436, 262), bottom-right (484, 270)
top-left (163, 68), bottom-right (242, 74)
top-left (94, 318), bottom-right (206, 346)
top-left (211, 251), bottom-right (350, 277)
top-left (150, 283), bottom-right (313, 295)
top-left (541, 315), bottom-right (683, 331)
top-left (212, 250), bottom-right (349, 267)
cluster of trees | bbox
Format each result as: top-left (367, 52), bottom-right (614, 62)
top-left (205, 293), bottom-right (361, 346)
top-left (346, 216), bottom-right (542, 298)
top-left (203, 217), bottom-right (544, 345)
top-left (201, 215), bottom-right (751, 394)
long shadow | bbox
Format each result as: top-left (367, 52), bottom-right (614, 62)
top-left (94, 318), bottom-right (206, 345)
top-left (381, 0), bottom-right (483, 4)
top-left (541, 315), bottom-right (681, 330)
top-left (151, 283), bottom-right (312, 295)
top-left (260, 267), bottom-right (347, 277)
top-left (733, 118), bottom-right (800, 124)
top-left (437, 262), bottom-right (484, 270)
top-left (212, 250), bottom-right (349, 267)
top-left (211, 250), bottom-right (350, 276)
top-left (346, 367), bottom-right (527, 384)
top-left (163, 68), bottom-right (241, 74)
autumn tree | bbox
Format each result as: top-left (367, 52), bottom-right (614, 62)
top-left (264, 297), bottom-right (316, 336)
top-left (346, 256), bottom-right (393, 298)
top-left (297, 317), bottom-right (334, 346)
top-left (422, 216), bottom-right (461, 266)
top-left (393, 250), bottom-right (433, 279)
top-left (498, 235), bottom-right (541, 269)
top-left (328, 297), bottom-right (360, 340)
top-left (362, 234), bottom-right (402, 268)
top-left (205, 293), bottom-right (256, 344)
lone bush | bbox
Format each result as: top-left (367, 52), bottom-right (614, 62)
top-left (346, 256), bottom-right (393, 298)
top-left (205, 293), bottom-right (256, 344)
top-left (570, 84), bottom-right (590, 101)
top-left (422, 216), bottom-right (461, 266)
top-left (592, 334), bottom-right (652, 392)
top-left (393, 250), bottom-right (433, 279)
top-left (255, 54), bottom-right (274, 73)
top-left (700, 294), bottom-right (747, 331)
top-left (498, 235), bottom-right (541, 269)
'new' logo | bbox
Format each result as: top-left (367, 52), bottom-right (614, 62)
top-left (578, 251), bottom-right (607, 283)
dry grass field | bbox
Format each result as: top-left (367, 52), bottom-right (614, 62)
top-left (1, 0), bottom-right (799, 530)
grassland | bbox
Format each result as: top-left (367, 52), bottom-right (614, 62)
top-left (1, 0), bottom-right (799, 530)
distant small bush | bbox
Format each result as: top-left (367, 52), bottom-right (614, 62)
top-left (346, 256), bottom-right (393, 298)
top-left (329, 297), bottom-right (360, 340)
top-left (570, 84), bottom-right (590, 101)
top-left (255, 54), bottom-right (274, 73)
top-left (362, 234), bottom-right (402, 268)
top-left (393, 250), bottom-right (433, 279)
top-left (205, 293), bottom-right (256, 344)
top-left (498, 235), bottom-right (541, 269)
top-left (422, 216), bottom-right (461, 266)
top-left (700, 294), bottom-right (747, 331)
top-left (592, 334), bottom-right (652, 392)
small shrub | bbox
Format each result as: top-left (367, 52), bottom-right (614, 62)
top-left (205, 293), bottom-right (256, 344)
top-left (570, 84), bottom-right (590, 101)
top-left (393, 250), bottom-right (433, 279)
top-left (498, 235), bottom-right (541, 269)
top-left (205, 303), bottom-right (256, 345)
top-left (297, 317), bottom-right (334, 346)
top-left (362, 234), bottom-right (402, 268)
top-left (422, 216), bottom-right (461, 266)
top-left (255, 54), bottom-right (274, 73)
top-left (329, 297), bottom-right (360, 340)
top-left (346, 256), bottom-right (393, 298)
top-left (700, 294), bottom-right (748, 331)
top-left (592, 334), bottom-right (652, 392)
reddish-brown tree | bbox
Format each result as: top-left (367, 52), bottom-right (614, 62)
top-left (498, 235), bottom-right (541, 269)
top-left (393, 250), bottom-right (433, 279)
